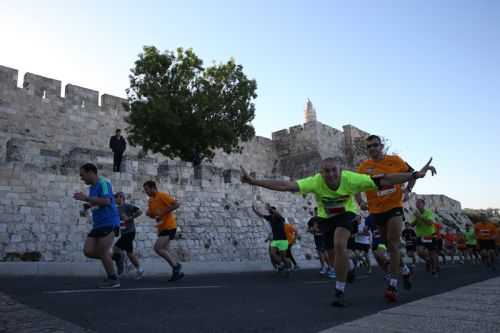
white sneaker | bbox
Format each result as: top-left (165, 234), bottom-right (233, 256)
top-left (135, 269), bottom-right (144, 280)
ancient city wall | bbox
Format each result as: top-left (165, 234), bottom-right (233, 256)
top-left (0, 65), bottom-right (470, 265)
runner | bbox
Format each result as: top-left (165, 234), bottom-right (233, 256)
top-left (354, 216), bottom-right (372, 274)
top-left (474, 214), bottom-right (497, 271)
top-left (496, 222), bottom-right (500, 256)
top-left (455, 230), bottom-right (467, 264)
top-left (240, 156), bottom-right (436, 307)
top-left (265, 231), bottom-right (279, 270)
top-left (112, 192), bottom-right (144, 279)
top-left (143, 180), bottom-right (184, 282)
top-left (356, 135), bottom-right (417, 302)
top-left (73, 163), bottom-right (121, 288)
top-left (285, 222), bottom-right (299, 270)
top-left (464, 223), bottom-right (480, 263)
top-left (307, 209), bottom-right (331, 276)
top-left (402, 222), bottom-right (417, 267)
top-left (252, 203), bottom-right (292, 274)
top-left (412, 198), bottom-right (439, 277)
top-left (434, 222), bottom-right (446, 266)
top-left (443, 227), bottom-right (457, 265)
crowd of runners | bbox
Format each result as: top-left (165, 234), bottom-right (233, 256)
top-left (73, 134), bottom-right (500, 307)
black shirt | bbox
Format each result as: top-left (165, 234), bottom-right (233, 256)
top-left (264, 214), bottom-right (287, 241)
top-left (402, 228), bottom-right (417, 246)
top-left (109, 135), bottom-right (127, 154)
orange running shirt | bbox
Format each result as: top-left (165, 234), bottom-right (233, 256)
top-left (357, 155), bottom-right (411, 214)
top-left (474, 222), bottom-right (496, 240)
top-left (496, 226), bottom-right (500, 246)
top-left (147, 191), bottom-right (177, 231)
top-left (285, 224), bottom-right (297, 245)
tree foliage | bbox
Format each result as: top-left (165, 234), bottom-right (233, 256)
top-left (125, 46), bottom-right (257, 166)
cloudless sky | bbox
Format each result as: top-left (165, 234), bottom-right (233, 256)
top-left (1, 0), bottom-right (498, 208)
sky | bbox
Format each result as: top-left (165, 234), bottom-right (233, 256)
top-left (0, 0), bottom-right (498, 209)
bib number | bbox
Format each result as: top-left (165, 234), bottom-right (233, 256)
top-left (323, 197), bottom-right (348, 217)
top-left (421, 236), bottom-right (433, 243)
top-left (377, 185), bottom-right (396, 197)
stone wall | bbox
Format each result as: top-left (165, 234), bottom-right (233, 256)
top-left (0, 64), bottom-right (472, 266)
top-left (0, 142), bottom-right (318, 262)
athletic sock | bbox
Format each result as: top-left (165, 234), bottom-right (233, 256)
top-left (389, 278), bottom-right (398, 288)
top-left (336, 281), bottom-right (346, 292)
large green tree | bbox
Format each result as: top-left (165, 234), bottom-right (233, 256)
top-left (125, 46), bottom-right (257, 166)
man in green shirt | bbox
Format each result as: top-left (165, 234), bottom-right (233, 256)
top-left (464, 223), bottom-right (480, 263)
top-left (240, 157), bottom-right (436, 307)
top-left (412, 199), bottom-right (439, 276)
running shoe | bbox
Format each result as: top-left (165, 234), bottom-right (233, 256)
top-left (384, 286), bottom-right (398, 303)
top-left (98, 278), bottom-right (120, 289)
top-left (135, 269), bottom-right (144, 280)
top-left (331, 289), bottom-right (346, 307)
top-left (168, 271), bottom-right (185, 282)
top-left (319, 266), bottom-right (328, 275)
top-left (327, 268), bottom-right (336, 279)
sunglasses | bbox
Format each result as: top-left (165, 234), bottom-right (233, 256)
top-left (366, 143), bottom-right (380, 149)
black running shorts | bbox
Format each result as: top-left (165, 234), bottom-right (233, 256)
top-left (88, 226), bottom-right (119, 238)
top-left (158, 228), bottom-right (177, 240)
top-left (371, 207), bottom-right (405, 226)
top-left (115, 232), bottom-right (136, 253)
top-left (478, 239), bottom-right (495, 251)
top-left (315, 212), bottom-right (357, 250)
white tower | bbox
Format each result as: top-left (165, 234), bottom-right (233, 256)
top-left (304, 98), bottom-right (317, 123)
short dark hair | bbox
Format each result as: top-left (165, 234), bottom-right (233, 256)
top-left (116, 129), bottom-right (121, 132)
top-left (143, 180), bottom-right (157, 189)
top-left (80, 163), bottom-right (98, 174)
top-left (366, 135), bottom-right (382, 144)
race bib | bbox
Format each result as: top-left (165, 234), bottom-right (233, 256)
top-left (421, 236), bottom-right (433, 243)
top-left (323, 197), bottom-right (348, 217)
top-left (479, 230), bottom-right (491, 237)
top-left (376, 185), bottom-right (396, 197)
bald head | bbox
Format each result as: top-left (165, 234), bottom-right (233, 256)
top-left (320, 157), bottom-right (342, 190)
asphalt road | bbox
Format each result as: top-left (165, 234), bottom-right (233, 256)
top-left (1, 263), bottom-right (498, 333)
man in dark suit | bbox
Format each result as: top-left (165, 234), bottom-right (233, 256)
top-left (109, 129), bottom-right (127, 172)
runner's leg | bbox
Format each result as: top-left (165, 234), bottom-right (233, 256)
top-left (154, 236), bottom-right (178, 268)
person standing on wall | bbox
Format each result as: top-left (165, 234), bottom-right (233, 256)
top-left (109, 129), bottom-right (127, 172)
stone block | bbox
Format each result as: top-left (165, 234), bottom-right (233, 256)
top-left (23, 72), bottom-right (61, 98)
top-left (0, 65), bottom-right (18, 88)
top-left (64, 84), bottom-right (98, 107)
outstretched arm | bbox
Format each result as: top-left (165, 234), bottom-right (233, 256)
top-left (241, 167), bottom-right (299, 192)
top-left (377, 158), bottom-right (437, 188)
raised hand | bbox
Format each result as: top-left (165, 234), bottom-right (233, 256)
top-left (415, 157), bottom-right (437, 179)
